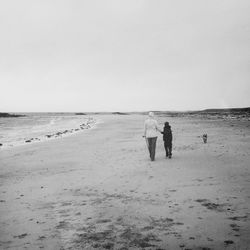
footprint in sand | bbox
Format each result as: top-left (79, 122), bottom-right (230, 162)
top-left (169, 189), bottom-right (177, 192)
top-left (230, 223), bottom-right (240, 232)
top-left (207, 237), bottom-right (213, 242)
top-left (228, 215), bottom-right (247, 221)
top-left (61, 202), bottom-right (72, 206)
top-left (116, 216), bottom-right (123, 223)
top-left (13, 233), bottom-right (28, 239)
top-left (141, 226), bottom-right (154, 231)
top-left (224, 240), bottom-right (234, 245)
top-left (195, 199), bottom-right (227, 212)
top-left (60, 214), bottom-right (70, 218)
top-left (196, 179), bottom-right (204, 182)
top-left (37, 236), bottom-right (46, 240)
top-left (231, 196), bottom-right (238, 199)
top-left (96, 219), bottom-right (112, 224)
top-left (55, 221), bottom-right (69, 229)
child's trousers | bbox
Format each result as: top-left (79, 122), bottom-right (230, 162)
top-left (164, 142), bottom-right (172, 158)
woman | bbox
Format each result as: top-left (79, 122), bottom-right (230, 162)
top-left (143, 112), bottom-right (162, 161)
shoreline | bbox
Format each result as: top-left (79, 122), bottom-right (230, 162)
top-left (0, 117), bottom-right (99, 151)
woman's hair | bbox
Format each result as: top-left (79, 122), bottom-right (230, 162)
top-left (148, 112), bottom-right (154, 117)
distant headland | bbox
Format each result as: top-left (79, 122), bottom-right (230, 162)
top-left (0, 113), bottom-right (26, 118)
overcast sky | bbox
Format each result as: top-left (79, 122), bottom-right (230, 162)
top-left (0, 0), bottom-right (250, 112)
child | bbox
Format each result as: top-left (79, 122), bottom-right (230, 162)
top-left (161, 122), bottom-right (173, 158)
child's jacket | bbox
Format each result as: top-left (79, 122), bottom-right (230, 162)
top-left (161, 125), bottom-right (172, 144)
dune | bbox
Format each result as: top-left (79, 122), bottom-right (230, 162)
top-left (0, 114), bottom-right (249, 249)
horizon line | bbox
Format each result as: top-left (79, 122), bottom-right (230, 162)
top-left (1, 106), bottom-right (250, 114)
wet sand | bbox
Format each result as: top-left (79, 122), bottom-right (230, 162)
top-left (0, 114), bottom-right (249, 249)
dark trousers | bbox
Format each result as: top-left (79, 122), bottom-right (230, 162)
top-left (147, 137), bottom-right (157, 161)
top-left (164, 142), bottom-right (172, 157)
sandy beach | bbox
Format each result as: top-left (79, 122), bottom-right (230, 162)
top-left (0, 114), bottom-right (249, 250)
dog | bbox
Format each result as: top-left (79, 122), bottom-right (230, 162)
top-left (202, 134), bottom-right (207, 143)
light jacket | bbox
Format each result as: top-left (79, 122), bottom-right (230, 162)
top-left (144, 118), bottom-right (162, 138)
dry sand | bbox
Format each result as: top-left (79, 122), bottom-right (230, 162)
top-left (0, 114), bottom-right (249, 250)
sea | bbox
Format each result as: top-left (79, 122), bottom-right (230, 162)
top-left (0, 113), bottom-right (96, 149)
